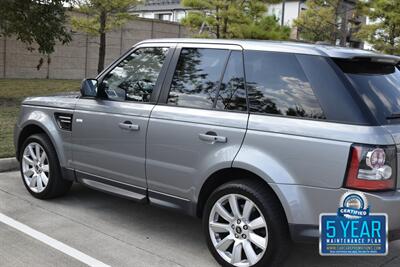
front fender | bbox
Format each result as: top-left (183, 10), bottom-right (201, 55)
top-left (17, 107), bottom-right (72, 168)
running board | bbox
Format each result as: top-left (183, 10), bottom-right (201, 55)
top-left (76, 171), bottom-right (147, 203)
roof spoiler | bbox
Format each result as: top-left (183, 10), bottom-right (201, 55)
top-left (350, 55), bottom-right (400, 65)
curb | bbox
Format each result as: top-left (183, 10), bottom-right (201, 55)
top-left (0, 158), bottom-right (19, 172)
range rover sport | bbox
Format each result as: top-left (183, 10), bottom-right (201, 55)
top-left (14, 39), bottom-right (400, 267)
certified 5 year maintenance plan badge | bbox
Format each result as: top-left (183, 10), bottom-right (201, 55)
top-left (320, 191), bottom-right (388, 255)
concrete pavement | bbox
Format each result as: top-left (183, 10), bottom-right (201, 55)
top-left (0, 171), bottom-right (399, 267)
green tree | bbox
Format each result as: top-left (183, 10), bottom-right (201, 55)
top-left (294, 0), bottom-right (344, 44)
top-left (181, 0), bottom-right (290, 40)
top-left (356, 0), bottom-right (400, 55)
top-left (0, 0), bottom-right (72, 66)
top-left (71, 0), bottom-right (139, 73)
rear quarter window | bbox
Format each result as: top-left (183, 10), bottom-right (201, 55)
top-left (244, 51), bottom-right (325, 120)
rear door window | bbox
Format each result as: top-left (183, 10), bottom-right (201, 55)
top-left (244, 51), bottom-right (325, 119)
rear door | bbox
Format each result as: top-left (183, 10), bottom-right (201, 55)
top-left (146, 44), bottom-right (248, 208)
top-left (72, 43), bottom-right (175, 192)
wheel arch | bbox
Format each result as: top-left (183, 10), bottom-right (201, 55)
top-left (17, 124), bottom-right (48, 158)
top-left (196, 168), bottom-right (289, 229)
top-left (17, 119), bottom-right (67, 168)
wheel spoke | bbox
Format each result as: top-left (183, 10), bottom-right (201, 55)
top-left (243, 240), bottom-right (258, 265)
top-left (39, 150), bottom-right (46, 164)
top-left (209, 222), bottom-right (230, 233)
top-left (36, 175), bottom-right (43, 192)
top-left (42, 164), bottom-right (49, 172)
top-left (229, 195), bottom-right (241, 218)
top-left (30, 175), bottom-right (38, 188)
top-left (215, 202), bottom-right (234, 222)
top-left (249, 232), bottom-right (266, 250)
top-left (242, 200), bottom-right (254, 220)
top-left (23, 155), bottom-right (34, 166)
top-left (28, 145), bottom-right (37, 160)
top-left (35, 144), bottom-right (41, 160)
top-left (216, 234), bottom-right (234, 251)
top-left (231, 241), bottom-right (242, 264)
top-left (24, 169), bottom-right (34, 177)
top-left (40, 173), bottom-right (49, 186)
top-left (248, 216), bottom-right (266, 230)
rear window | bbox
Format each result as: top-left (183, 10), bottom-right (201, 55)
top-left (335, 59), bottom-right (400, 124)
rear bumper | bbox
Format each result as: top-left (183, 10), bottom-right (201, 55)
top-left (269, 183), bottom-right (400, 243)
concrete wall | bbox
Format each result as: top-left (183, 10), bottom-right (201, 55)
top-left (0, 18), bottom-right (186, 80)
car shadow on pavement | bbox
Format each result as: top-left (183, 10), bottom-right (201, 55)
top-left (42, 183), bottom-right (400, 267)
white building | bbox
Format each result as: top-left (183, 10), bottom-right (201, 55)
top-left (133, 0), bottom-right (305, 26)
top-left (268, 0), bottom-right (306, 27)
top-left (132, 0), bottom-right (188, 22)
top-left (132, 0), bottom-right (361, 46)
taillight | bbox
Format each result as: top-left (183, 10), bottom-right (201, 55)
top-left (344, 144), bottom-right (397, 191)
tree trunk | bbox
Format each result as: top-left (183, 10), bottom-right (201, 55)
top-left (222, 4), bottom-right (228, 38)
top-left (339, 1), bottom-right (347, 47)
top-left (389, 24), bottom-right (396, 55)
top-left (331, 0), bottom-right (342, 45)
top-left (216, 6), bottom-right (220, 39)
top-left (98, 10), bottom-right (107, 74)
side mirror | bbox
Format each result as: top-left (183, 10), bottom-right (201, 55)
top-left (80, 78), bottom-right (98, 98)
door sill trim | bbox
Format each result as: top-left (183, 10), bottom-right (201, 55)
top-left (76, 170), bottom-right (147, 202)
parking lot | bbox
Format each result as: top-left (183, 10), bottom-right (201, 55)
top-left (0, 171), bottom-right (399, 267)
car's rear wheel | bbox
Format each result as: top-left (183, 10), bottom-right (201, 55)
top-left (20, 134), bottom-right (72, 199)
top-left (203, 180), bottom-right (289, 267)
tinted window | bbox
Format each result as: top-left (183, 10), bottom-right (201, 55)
top-left (335, 59), bottom-right (400, 124)
top-left (245, 51), bottom-right (325, 119)
top-left (102, 47), bottom-right (169, 102)
top-left (167, 48), bottom-right (230, 108)
top-left (297, 55), bottom-right (368, 124)
top-left (215, 51), bottom-right (247, 111)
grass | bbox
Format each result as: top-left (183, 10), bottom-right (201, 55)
top-left (0, 79), bottom-right (80, 158)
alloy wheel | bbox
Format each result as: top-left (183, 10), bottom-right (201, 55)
top-left (209, 193), bottom-right (268, 267)
top-left (22, 142), bottom-right (50, 193)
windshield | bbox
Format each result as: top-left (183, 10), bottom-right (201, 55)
top-left (334, 59), bottom-right (400, 124)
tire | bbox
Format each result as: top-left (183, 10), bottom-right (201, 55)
top-left (19, 133), bottom-right (72, 199)
top-left (203, 179), bottom-right (290, 267)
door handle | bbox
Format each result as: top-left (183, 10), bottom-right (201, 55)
top-left (118, 121), bottom-right (140, 131)
top-left (199, 131), bottom-right (227, 143)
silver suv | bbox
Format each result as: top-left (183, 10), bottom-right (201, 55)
top-left (14, 39), bottom-right (400, 266)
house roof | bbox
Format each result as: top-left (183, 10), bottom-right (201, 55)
top-left (133, 0), bottom-right (185, 12)
top-left (133, 0), bottom-right (303, 12)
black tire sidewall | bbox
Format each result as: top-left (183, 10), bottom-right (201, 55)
top-left (203, 181), bottom-right (288, 267)
top-left (19, 134), bottom-right (60, 199)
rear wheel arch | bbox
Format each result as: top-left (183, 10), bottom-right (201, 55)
top-left (196, 168), bottom-right (289, 227)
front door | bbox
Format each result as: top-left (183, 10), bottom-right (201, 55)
top-left (72, 44), bottom-right (174, 192)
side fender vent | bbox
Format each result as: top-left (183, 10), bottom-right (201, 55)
top-left (54, 113), bottom-right (73, 131)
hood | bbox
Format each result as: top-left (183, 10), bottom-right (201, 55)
top-left (22, 91), bottom-right (80, 109)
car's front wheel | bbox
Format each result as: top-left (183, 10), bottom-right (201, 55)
top-left (20, 134), bottom-right (72, 199)
top-left (203, 180), bottom-right (289, 267)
